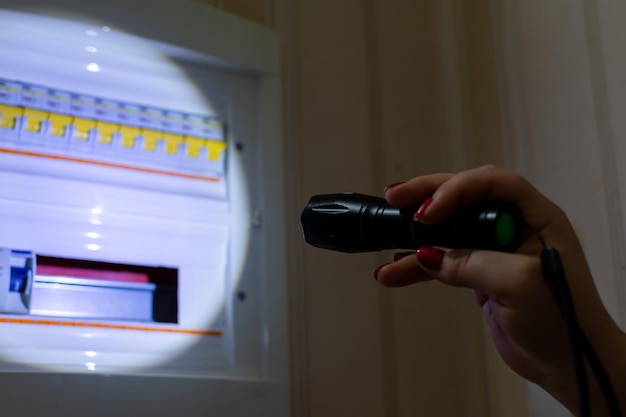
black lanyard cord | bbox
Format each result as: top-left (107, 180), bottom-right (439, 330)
top-left (540, 245), bottom-right (622, 417)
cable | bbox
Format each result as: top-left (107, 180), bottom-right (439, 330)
top-left (534, 228), bottom-right (623, 417)
top-left (577, 323), bottom-right (623, 417)
top-left (541, 247), bottom-right (590, 417)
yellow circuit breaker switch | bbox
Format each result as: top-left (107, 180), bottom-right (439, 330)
top-left (96, 121), bottom-right (120, 145)
top-left (164, 133), bottom-right (183, 155)
top-left (140, 129), bottom-right (163, 151)
top-left (48, 112), bottom-right (72, 137)
top-left (73, 117), bottom-right (96, 141)
top-left (119, 125), bottom-right (140, 148)
top-left (206, 140), bottom-right (227, 161)
top-left (185, 137), bottom-right (206, 158)
top-left (0, 104), bottom-right (23, 130)
top-left (23, 108), bottom-right (48, 133)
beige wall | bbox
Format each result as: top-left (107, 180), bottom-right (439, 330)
top-left (191, 0), bottom-right (529, 416)
top-left (181, 0), bottom-right (626, 415)
top-left (274, 1), bottom-right (528, 416)
top-left (493, 0), bottom-right (626, 414)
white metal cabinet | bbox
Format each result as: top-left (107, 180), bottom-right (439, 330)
top-left (0, 0), bottom-right (288, 415)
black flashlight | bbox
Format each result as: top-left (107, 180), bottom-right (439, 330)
top-left (300, 193), bottom-right (523, 253)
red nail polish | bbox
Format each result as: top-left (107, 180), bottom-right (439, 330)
top-left (373, 263), bottom-right (390, 281)
top-left (416, 246), bottom-right (444, 270)
top-left (373, 266), bottom-right (382, 281)
top-left (384, 182), bottom-right (404, 193)
top-left (414, 197), bottom-right (433, 220)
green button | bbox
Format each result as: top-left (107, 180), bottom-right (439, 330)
top-left (495, 213), bottom-right (517, 247)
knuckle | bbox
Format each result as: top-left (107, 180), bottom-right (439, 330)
top-left (479, 164), bottom-right (502, 174)
top-left (441, 249), bottom-right (474, 285)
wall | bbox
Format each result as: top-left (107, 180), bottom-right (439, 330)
top-left (273, 1), bottom-right (528, 416)
top-left (493, 0), bottom-right (626, 328)
top-left (492, 0), bottom-right (626, 415)
top-left (191, 0), bottom-right (532, 416)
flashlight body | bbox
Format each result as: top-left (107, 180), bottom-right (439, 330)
top-left (301, 193), bottom-right (523, 253)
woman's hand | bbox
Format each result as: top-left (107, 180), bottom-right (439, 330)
top-left (374, 165), bottom-right (626, 416)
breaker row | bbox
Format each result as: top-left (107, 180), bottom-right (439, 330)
top-left (0, 79), bottom-right (224, 139)
top-left (0, 79), bottom-right (227, 175)
top-left (0, 104), bottom-right (227, 174)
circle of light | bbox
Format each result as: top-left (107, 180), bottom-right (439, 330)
top-left (0, 9), bottom-right (250, 374)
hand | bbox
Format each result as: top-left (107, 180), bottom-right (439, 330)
top-left (374, 165), bottom-right (626, 416)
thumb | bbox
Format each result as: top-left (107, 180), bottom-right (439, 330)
top-left (415, 246), bottom-right (542, 300)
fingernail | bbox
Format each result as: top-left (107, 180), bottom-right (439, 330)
top-left (384, 182), bottom-right (404, 193)
top-left (413, 196), bottom-right (433, 221)
top-left (416, 246), bottom-right (444, 270)
top-left (373, 263), bottom-right (390, 281)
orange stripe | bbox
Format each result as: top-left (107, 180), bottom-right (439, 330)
top-left (0, 147), bottom-right (221, 182)
top-left (0, 317), bottom-right (221, 336)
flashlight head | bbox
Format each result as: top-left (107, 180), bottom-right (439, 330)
top-left (300, 193), bottom-right (415, 253)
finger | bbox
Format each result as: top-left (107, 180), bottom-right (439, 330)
top-left (416, 246), bottom-right (544, 304)
top-left (375, 254), bottom-right (433, 287)
top-left (384, 173), bottom-right (453, 208)
top-left (417, 165), bottom-right (559, 229)
top-left (393, 251), bottom-right (415, 262)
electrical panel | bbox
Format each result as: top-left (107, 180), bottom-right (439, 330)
top-left (0, 3), bottom-right (288, 415)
